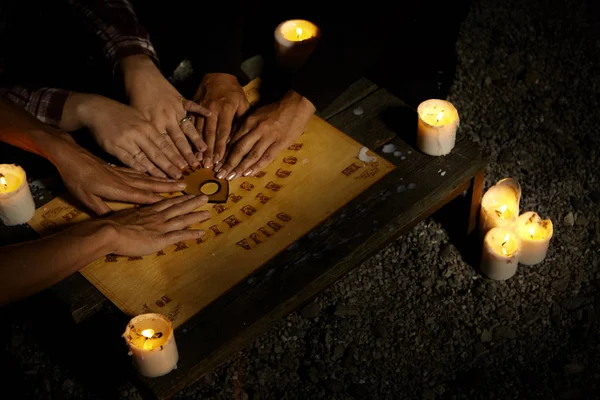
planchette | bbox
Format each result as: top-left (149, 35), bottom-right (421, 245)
top-left (180, 167), bottom-right (229, 203)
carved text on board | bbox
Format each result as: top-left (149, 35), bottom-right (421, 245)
top-left (276, 168), bottom-right (291, 178)
top-left (256, 193), bottom-right (271, 204)
top-left (174, 241), bottom-right (188, 251)
top-left (62, 208), bottom-right (81, 222)
top-left (342, 163), bottom-right (362, 176)
top-left (213, 204), bottom-right (227, 214)
top-left (240, 182), bottom-right (254, 191)
top-left (254, 171), bottom-right (266, 178)
top-left (241, 205), bottom-right (257, 216)
top-left (229, 193), bottom-right (242, 203)
top-left (288, 143), bottom-right (303, 150)
top-left (265, 181), bottom-right (282, 191)
top-left (224, 215), bottom-right (241, 228)
top-left (236, 213), bottom-right (292, 250)
top-left (210, 225), bottom-right (223, 236)
top-left (283, 156), bottom-right (297, 165)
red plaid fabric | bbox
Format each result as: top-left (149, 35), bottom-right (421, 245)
top-left (1, 0), bottom-right (158, 128)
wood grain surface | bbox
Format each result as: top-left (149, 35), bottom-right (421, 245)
top-left (27, 79), bottom-right (396, 329)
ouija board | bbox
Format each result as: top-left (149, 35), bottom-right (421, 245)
top-left (27, 79), bottom-right (396, 328)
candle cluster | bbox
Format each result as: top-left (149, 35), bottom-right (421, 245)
top-left (479, 178), bottom-right (553, 280)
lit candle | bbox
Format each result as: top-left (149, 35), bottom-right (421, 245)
top-left (479, 178), bottom-right (521, 237)
top-left (481, 227), bottom-right (522, 281)
top-left (416, 99), bottom-right (460, 156)
top-left (0, 164), bottom-right (36, 226)
top-left (122, 313), bottom-right (178, 378)
top-left (274, 19), bottom-right (320, 71)
top-left (515, 211), bottom-right (553, 265)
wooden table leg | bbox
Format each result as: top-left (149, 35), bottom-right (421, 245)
top-left (466, 168), bottom-right (485, 236)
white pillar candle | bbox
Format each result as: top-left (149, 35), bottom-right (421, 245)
top-left (0, 164), bottom-right (35, 226)
top-left (274, 19), bottom-right (320, 71)
top-left (515, 211), bottom-right (553, 266)
top-left (123, 313), bottom-right (178, 378)
top-left (416, 99), bottom-right (460, 156)
top-left (479, 178), bottom-right (521, 237)
top-left (481, 227), bottom-right (522, 281)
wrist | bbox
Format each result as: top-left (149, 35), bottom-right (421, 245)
top-left (120, 54), bottom-right (155, 74)
top-left (62, 92), bottom-right (103, 131)
top-left (27, 128), bottom-right (77, 164)
top-left (281, 90), bottom-right (316, 116)
top-left (67, 220), bottom-right (118, 260)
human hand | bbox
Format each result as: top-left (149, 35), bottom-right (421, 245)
top-left (122, 55), bottom-right (211, 168)
top-left (62, 92), bottom-right (188, 179)
top-left (216, 90), bottom-right (315, 180)
top-left (103, 194), bottom-right (210, 257)
top-left (50, 133), bottom-right (188, 215)
top-left (193, 73), bottom-right (250, 169)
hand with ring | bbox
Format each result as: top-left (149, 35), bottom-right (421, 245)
top-left (61, 92), bottom-right (189, 179)
top-left (121, 55), bottom-right (211, 168)
top-left (192, 73), bottom-right (250, 169)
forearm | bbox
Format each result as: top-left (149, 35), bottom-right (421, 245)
top-left (0, 98), bottom-right (76, 161)
top-left (0, 86), bottom-right (71, 128)
top-left (0, 220), bottom-right (114, 307)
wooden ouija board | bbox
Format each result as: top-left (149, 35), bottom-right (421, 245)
top-left (27, 80), bottom-right (395, 328)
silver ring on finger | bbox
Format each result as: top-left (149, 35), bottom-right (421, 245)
top-left (179, 116), bottom-right (192, 126)
top-left (133, 150), bottom-right (144, 160)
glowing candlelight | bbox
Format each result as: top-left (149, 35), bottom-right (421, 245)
top-left (0, 164), bottom-right (36, 226)
top-left (480, 178), bottom-right (521, 236)
top-left (481, 227), bottom-right (522, 280)
top-left (274, 19), bottom-right (320, 71)
top-left (416, 99), bottom-right (460, 156)
top-left (515, 211), bottom-right (553, 265)
top-left (123, 313), bottom-right (178, 378)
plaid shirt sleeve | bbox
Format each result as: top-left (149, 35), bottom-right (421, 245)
top-left (68, 0), bottom-right (158, 70)
top-left (0, 86), bottom-right (71, 128)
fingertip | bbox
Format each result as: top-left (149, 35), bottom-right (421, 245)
top-left (198, 195), bottom-right (209, 202)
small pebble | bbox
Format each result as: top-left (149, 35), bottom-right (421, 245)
top-left (401, 156), bottom-right (406, 160)
top-left (393, 151), bottom-right (403, 157)
top-left (408, 183), bottom-right (416, 190)
top-left (397, 185), bottom-right (407, 193)
top-left (441, 171), bottom-right (446, 176)
top-left (353, 106), bottom-right (364, 116)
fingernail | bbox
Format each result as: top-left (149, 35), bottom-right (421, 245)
top-left (177, 183), bottom-right (187, 189)
top-left (187, 194), bottom-right (196, 198)
top-left (226, 172), bottom-right (237, 181)
top-left (214, 165), bottom-right (221, 173)
top-left (195, 152), bottom-right (203, 161)
top-left (168, 179), bottom-right (178, 182)
top-left (216, 170), bottom-right (227, 179)
top-left (199, 195), bottom-right (209, 201)
top-left (178, 162), bottom-right (188, 169)
top-left (243, 169), bottom-right (253, 177)
top-left (175, 173), bottom-right (182, 179)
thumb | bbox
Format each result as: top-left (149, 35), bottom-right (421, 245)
top-left (183, 99), bottom-right (211, 117)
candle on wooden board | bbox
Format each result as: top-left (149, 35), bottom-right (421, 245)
top-left (123, 313), bottom-right (178, 378)
top-left (416, 99), bottom-right (460, 156)
top-left (479, 178), bottom-right (521, 236)
top-left (481, 227), bottom-right (522, 281)
top-left (515, 211), bottom-right (553, 265)
top-left (274, 19), bottom-right (320, 71)
top-left (0, 164), bottom-right (36, 226)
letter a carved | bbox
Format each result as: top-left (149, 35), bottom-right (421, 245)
top-left (237, 239), bottom-right (251, 250)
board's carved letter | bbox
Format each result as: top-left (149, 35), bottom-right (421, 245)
top-left (342, 163), bottom-right (361, 176)
top-left (213, 204), bottom-right (227, 214)
top-left (265, 181), bottom-right (282, 191)
top-left (105, 254), bottom-right (118, 263)
top-left (224, 215), bottom-right (241, 228)
top-left (237, 239), bottom-right (251, 250)
top-left (240, 182), bottom-right (254, 191)
top-left (283, 156), bottom-right (297, 165)
top-left (156, 250), bottom-right (166, 256)
top-left (241, 205), bottom-right (256, 216)
top-left (209, 225), bottom-right (223, 236)
top-left (62, 208), bottom-right (81, 222)
top-left (250, 233), bottom-right (262, 245)
top-left (288, 143), bottom-right (303, 150)
top-left (277, 212), bottom-right (292, 222)
top-left (258, 227), bottom-right (272, 237)
top-left (174, 242), bottom-right (188, 251)
top-left (256, 193), bottom-right (271, 204)
top-left (128, 256), bottom-right (143, 261)
top-left (229, 193), bottom-right (242, 203)
top-left (267, 221), bottom-right (283, 231)
top-left (276, 169), bottom-right (291, 178)
top-left (254, 171), bottom-right (266, 178)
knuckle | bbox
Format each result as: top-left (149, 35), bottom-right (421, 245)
top-left (247, 149), bottom-right (260, 160)
top-left (262, 152), bottom-right (274, 161)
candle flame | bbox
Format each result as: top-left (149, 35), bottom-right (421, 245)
top-left (529, 227), bottom-right (535, 238)
top-left (436, 111), bottom-right (444, 122)
top-left (0, 176), bottom-right (6, 186)
top-left (496, 204), bottom-right (508, 219)
top-left (296, 27), bottom-right (303, 38)
top-left (501, 233), bottom-right (510, 256)
top-left (141, 328), bottom-right (155, 339)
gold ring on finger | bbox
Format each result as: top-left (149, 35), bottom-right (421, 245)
top-left (161, 132), bottom-right (169, 137)
top-left (179, 116), bottom-right (192, 126)
top-left (133, 151), bottom-right (143, 160)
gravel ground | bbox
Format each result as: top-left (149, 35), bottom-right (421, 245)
top-left (3, 0), bottom-right (600, 399)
